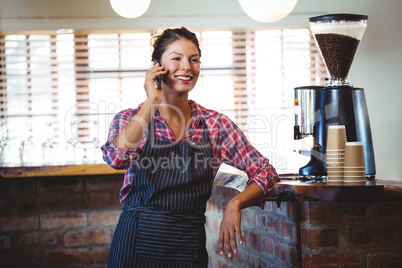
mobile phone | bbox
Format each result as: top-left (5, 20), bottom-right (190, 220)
top-left (153, 60), bottom-right (161, 90)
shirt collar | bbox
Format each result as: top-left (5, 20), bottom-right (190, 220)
top-left (150, 100), bottom-right (215, 139)
top-left (189, 99), bottom-right (215, 126)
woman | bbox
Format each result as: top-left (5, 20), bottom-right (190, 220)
top-left (102, 27), bottom-right (279, 267)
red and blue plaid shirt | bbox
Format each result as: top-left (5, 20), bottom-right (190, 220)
top-left (101, 100), bottom-right (280, 205)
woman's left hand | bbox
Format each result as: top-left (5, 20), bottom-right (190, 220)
top-left (218, 199), bottom-right (243, 258)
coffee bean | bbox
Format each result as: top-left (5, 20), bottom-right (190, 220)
top-left (315, 33), bottom-right (360, 80)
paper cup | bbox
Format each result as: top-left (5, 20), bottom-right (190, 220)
top-left (327, 157), bottom-right (344, 164)
top-left (344, 142), bottom-right (365, 168)
top-left (327, 171), bottom-right (343, 177)
top-left (327, 155), bottom-right (345, 159)
top-left (343, 176), bottom-right (366, 182)
top-left (327, 152), bottom-right (345, 156)
top-left (327, 176), bottom-right (344, 181)
top-left (343, 166), bottom-right (366, 171)
top-left (327, 125), bottom-right (347, 151)
top-left (327, 167), bottom-right (343, 172)
top-left (327, 162), bottom-right (344, 168)
top-left (343, 170), bottom-right (366, 177)
top-left (326, 149), bottom-right (345, 158)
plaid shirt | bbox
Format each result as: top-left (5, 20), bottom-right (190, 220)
top-left (101, 100), bottom-right (280, 205)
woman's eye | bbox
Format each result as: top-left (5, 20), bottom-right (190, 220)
top-left (191, 58), bottom-right (200, 63)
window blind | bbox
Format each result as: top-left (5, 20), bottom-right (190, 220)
top-left (248, 29), bottom-right (319, 155)
top-left (0, 28), bottom-right (327, 167)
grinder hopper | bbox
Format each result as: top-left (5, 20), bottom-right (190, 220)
top-left (309, 14), bottom-right (368, 86)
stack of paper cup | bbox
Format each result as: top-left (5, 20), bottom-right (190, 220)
top-left (326, 125), bottom-right (347, 181)
top-left (343, 142), bottom-right (366, 181)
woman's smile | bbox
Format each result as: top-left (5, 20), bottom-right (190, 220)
top-left (175, 75), bottom-right (194, 84)
top-left (176, 75), bottom-right (192, 81)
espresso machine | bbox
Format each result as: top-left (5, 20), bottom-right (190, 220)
top-left (294, 13), bottom-right (376, 179)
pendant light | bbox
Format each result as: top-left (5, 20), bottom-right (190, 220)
top-left (110, 0), bottom-right (151, 19)
top-left (238, 0), bottom-right (298, 23)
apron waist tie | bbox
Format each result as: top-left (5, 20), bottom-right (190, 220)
top-left (123, 205), bottom-right (206, 224)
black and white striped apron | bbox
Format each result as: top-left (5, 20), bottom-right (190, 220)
top-left (108, 118), bottom-right (214, 268)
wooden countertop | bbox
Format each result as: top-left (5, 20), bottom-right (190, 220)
top-left (1, 164), bottom-right (401, 201)
top-left (278, 178), bottom-right (402, 201)
top-left (0, 164), bottom-right (125, 178)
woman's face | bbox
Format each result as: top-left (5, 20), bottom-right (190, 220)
top-left (160, 39), bottom-right (201, 94)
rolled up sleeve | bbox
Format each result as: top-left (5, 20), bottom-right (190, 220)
top-left (218, 115), bottom-right (280, 207)
top-left (101, 109), bottom-right (145, 170)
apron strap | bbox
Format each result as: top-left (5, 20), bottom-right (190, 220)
top-left (146, 117), bottom-right (156, 139)
top-left (198, 117), bottom-right (210, 143)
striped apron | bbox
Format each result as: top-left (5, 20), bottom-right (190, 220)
top-left (108, 118), bottom-right (214, 268)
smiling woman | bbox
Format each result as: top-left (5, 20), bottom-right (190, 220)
top-left (101, 26), bottom-right (280, 267)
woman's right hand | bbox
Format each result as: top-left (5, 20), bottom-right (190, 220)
top-left (144, 62), bottom-right (166, 104)
top-left (114, 63), bottom-right (166, 150)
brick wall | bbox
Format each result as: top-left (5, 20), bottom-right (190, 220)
top-left (207, 186), bottom-right (402, 268)
top-left (301, 201), bottom-right (402, 268)
top-left (1, 175), bottom-right (402, 268)
top-left (206, 186), bottom-right (300, 268)
top-left (0, 174), bottom-right (124, 268)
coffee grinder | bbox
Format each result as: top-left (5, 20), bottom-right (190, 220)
top-left (294, 13), bottom-right (376, 179)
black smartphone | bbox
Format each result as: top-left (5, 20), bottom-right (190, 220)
top-left (153, 60), bottom-right (161, 90)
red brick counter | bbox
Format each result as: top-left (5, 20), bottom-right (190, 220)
top-left (206, 181), bottom-right (402, 268)
top-left (0, 174), bottom-right (124, 267)
top-left (1, 168), bottom-right (402, 267)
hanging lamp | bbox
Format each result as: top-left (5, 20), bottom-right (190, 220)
top-left (110, 0), bottom-right (151, 19)
top-left (238, 0), bottom-right (298, 23)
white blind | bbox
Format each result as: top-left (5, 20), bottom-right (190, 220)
top-left (248, 29), bottom-right (315, 154)
top-left (0, 28), bottom-right (326, 167)
top-left (191, 31), bottom-right (234, 114)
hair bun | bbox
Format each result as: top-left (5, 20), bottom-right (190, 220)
top-left (150, 27), bottom-right (201, 62)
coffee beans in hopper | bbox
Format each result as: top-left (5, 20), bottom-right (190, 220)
top-left (315, 33), bottom-right (360, 79)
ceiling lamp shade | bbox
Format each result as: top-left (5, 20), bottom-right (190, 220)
top-left (110, 0), bottom-right (151, 19)
top-left (238, 0), bottom-right (298, 23)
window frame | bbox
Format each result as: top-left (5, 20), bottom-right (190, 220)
top-left (0, 28), bottom-right (326, 167)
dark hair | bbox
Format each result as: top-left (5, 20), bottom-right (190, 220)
top-left (150, 27), bottom-right (201, 63)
